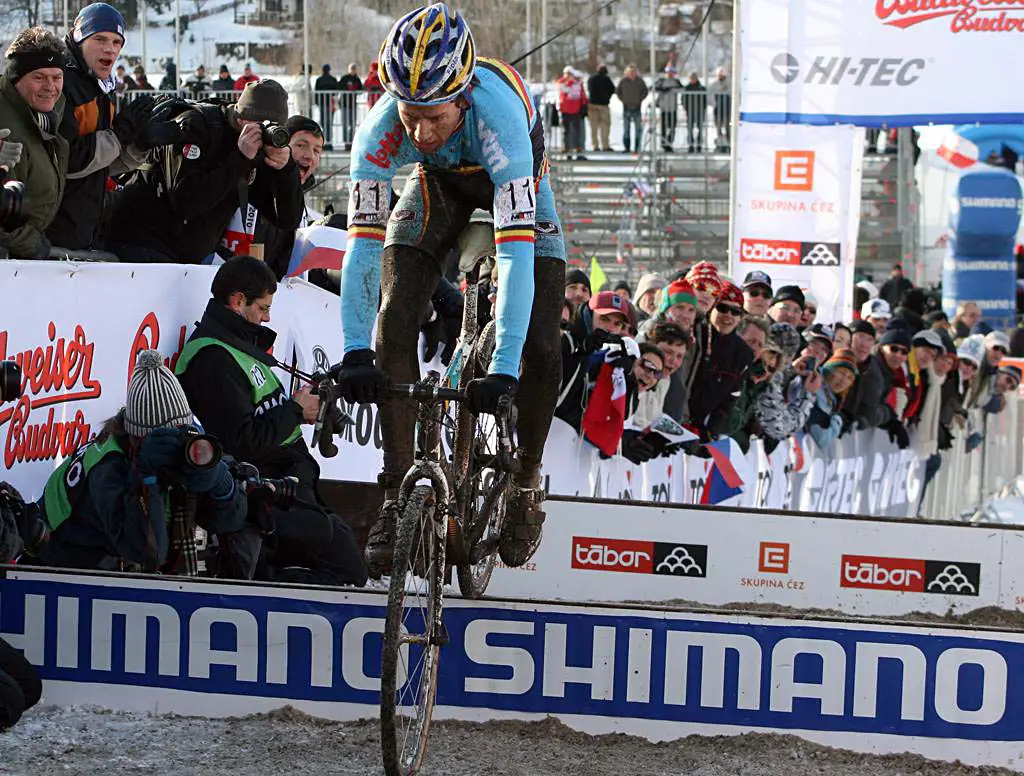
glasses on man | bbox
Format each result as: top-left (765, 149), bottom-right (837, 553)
top-left (745, 288), bottom-right (771, 298)
top-left (715, 304), bottom-right (743, 316)
top-left (887, 345), bottom-right (909, 356)
top-left (638, 359), bottom-right (664, 379)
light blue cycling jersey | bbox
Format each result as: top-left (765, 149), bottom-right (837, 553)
top-left (340, 58), bottom-right (565, 377)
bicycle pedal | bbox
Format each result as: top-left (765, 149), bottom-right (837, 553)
top-left (469, 535), bottom-right (499, 565)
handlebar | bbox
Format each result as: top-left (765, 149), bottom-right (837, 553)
top-left (388, 382), bottom-right (466, 403)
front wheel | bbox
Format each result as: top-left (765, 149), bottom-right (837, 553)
top-left (380, 485), bottom-right (445, 776)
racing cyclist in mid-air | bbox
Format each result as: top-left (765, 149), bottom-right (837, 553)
top-left (335, 3), bottom-right (566, 577)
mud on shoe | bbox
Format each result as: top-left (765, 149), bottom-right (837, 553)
top-left (498, 484), bottom-right (545, 567)
top-left (364, 500), bottom-right (401, 579)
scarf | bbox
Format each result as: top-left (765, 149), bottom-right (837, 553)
top-left (914, 365), bottom-right (946, 458)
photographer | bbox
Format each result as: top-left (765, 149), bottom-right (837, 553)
top-left (35, 351), bottom-right (252, 574)
top-left (0, 27), bottom-right (69, 259)
top-left (175, 257), bottom-right (367, 587)
top-left (106, 79), bottom-right (304, 263)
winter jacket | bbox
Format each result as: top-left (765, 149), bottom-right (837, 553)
top-left (159, 64), bottom-right (177, 91)
top-left (615, 76), bottom-right (648, 110)
top-left (557, 75), bottom-right (587, 115)
top-left (49, 35), bottom-right (118, 250)
top-left (338, 74), bottom-right (362, 94)
top-left (851, 354), bottom-right (894, 428)
top-left (808, 386), bottom-right (844, 453)
top-left (587, 71), bottom-right (615, 105)
top-left (315, 73), bottom-right (340, 93)
top-left (682, 81), bottom-right (707, 117)
top-left (184, 75), bottom-right (210, 96)
top-left (0, 77), bottom-right (68, 258)
top-left (653, 76), bottom-right (682, 112)
top-left (879, 276), bottom-right (913, 308)
top-left (176, 300), bottom-right (316, 485)
top-left (755, 372), bottom-right (816, 442)
top-left (364, 64), bottom-right (383, 109)
top-left (555, 308), bottom-right (599, 432)
top-left (210, 75), bottom-right (235, 92)
top-left (234, 74), bottom-right (259, 91)
top-left (107, 104), bottom-right (304, 262)
top-left (690, 327), bottom-right (754, 437)
top-left (723, 376), bottom-right (770, 452)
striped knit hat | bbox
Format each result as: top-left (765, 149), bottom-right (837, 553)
top-left (123, 350), bottom-right (193, 438)
top-left (823, 348), bottom-right (858, 378)
top-left (658, 278), bottom-right (698, 314)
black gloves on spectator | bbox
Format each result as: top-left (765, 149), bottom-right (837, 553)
top-left (466, 373), bottom-right (517, 416)
top-left (884, 418), bottom-right (910, 450)
top-left (335, 349), bottom-right (387, 404)
top-left (113, 95), bottom-right (155, 146)
top-left (137, 119), bottom-right (184, 151)
top-left (585, 327), bottom-right (619, 352)
top-left (937, 423), bottom-right (953, 451)
top-left (808, 406), bottom-right (832, 429)
top-left (681, 439), bottom-right (712, 459)
top-left (173, 460), bottom-right (235, 500)
top-left (620, 430), bottom-right (657, 464)
top-left (137, 427), bottom-right (186, 478)
top-left (421, 309), bottom-right (460, 366)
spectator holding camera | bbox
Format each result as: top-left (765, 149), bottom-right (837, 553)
top-left (107, 78), bottom-right (304, 263)
top-left (807, 348), bottom-right (858, 453)
top-left (175, 257), bottom-right (367, 586)
top-left (0, 27), bottom-right (68, 259)
top-left (755, 322), bottom-right (820, 448)
top-left (34, 350), bottom-right (250, 573)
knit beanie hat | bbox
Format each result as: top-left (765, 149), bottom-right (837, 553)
top-left (286, 114), bottom-right (323, 137)
top-left (769, 322), bottom-right (800, 358)
top-left (772, 285), bottom-right (805, 308)
top-left (71, 3), bottom-right (126, 44)
top-left (234, 78), bottom-right (289, 124)
top-left (717, 282), bottom-right (744, 309)
top-left (957, 334), bottom-right (986, 367)
top-left (659, 278), bottom-right (698, 314)
top-left (686, 261), bottom-right (722, 293)
top-left (999, 364), bottom-right (1022, 387)
top-left (879, 327), bottom-right (912, 349)
top-left (565, 268), bottom-right (591, 292)
top-left (123, 350), bottom-right (194, 438)
top-left (849, 319), bottom-right (876, 338)
top-left (632, 272), bottom-right (666, 306)
top-left (823, 348), bottom-right (858, 379)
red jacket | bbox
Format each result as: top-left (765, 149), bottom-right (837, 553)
top-left (557, 75), bottom-right (587, 115)
top-left (234, 74), bottom-right (259, 91)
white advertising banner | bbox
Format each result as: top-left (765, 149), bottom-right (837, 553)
top-left (739, 0), bottom-right (1024, 126)
top-left (731, 122), bottom-right (863, 324)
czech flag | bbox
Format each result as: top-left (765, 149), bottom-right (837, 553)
top-left (286, 224), bottom-right (347, 277)
top-left (700, 438), bottom-right (753, 505)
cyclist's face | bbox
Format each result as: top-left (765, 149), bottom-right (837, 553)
top-left (397, 100), bottom-right (463, 154)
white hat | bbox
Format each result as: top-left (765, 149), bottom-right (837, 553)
top-left (861, 298), bottom-right (891, 320)
top-left (912, 329), bottom-right (944, 352)
top-left (957, 335), bottom-right (986, 367)
top-left (856, 280), bottom-right (879, 299)
top-left (803, 291), bottom-right (818, 308)
top-left (984, 330), bottom-right (1010, 351)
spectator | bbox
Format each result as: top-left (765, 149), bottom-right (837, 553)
top-left (133, 64), bottom-right (153, 90)
top-left (926, 309), bottom-right (951, 332)
top-left (37, 350), bottom-right (251, 573)
top-left (847, 320), bottom-right (887, 429)
top-left (693, 282), bottom-right (754, 437)
top-left (586, 64), bottom-right (614, 151)
top-left (946, 335), bottom-right (983, 423)
top-left (833, 322), bottom-right (852, 350)
top-left (808, 348), bottom-right (858, 453)
top-left (612, 279), bottom-right (632, 304)
top-left (114, 63), bottom-right (135, 93)
top-left (158, 59), bottom-right (176, 90)
top-left (862, 297), bottom-right (892, 335)
top-left (564, 268), bottom-right (591, 305)
top-left (966, 331), bottom-right (1008, 409)
top-left (620, 344), bottom-right (668, 463)
top-left (556, 66), bottom-right (587, 159)
top-left (895, 287), bottom-right (928, 335)
top-left (904, 328), bottom-right (945, 425)
top-left (640, 281), bottom-right (699, 423)
top-left (338, 62), bottom-right (361, 151)
top-left (52, 2), bottom-right (154, 255)
top-left (755, 322), bottom-right (820, 447)
top-left (802, 322), bottom-right (834, 364)
top-left (742, 270), bottom-right (773, 316)
top-left (737, 315), bottom-right (769, 360)
top-left (873, 328), bottom-right (913, 448)
top-left (176, 257), bottom-right (367, 586)
top-left (0, 27), bottom-right (69, 259)
top-left (615, 63), bottom-right (647, 153)
top-left (652, 65), bottom-right (681, 152)
top-left (879, 263), bottom-right (913, 308)
top-left (632, 321), bottom-right (691, 429)
top-left (632, 272), bottom-right (666, 321)
top-left (364, 60), bottom-right (383, 110)
top-left (912, 330), bottom-right (952, 459)
top-left (800, 291), bottom-right (817, 329)
top-left (107, 79), bottom-right (303, 263)
top-left (183, 63), bottom-right (209, 97)
top-left (711, 66), bottom-right (730, 151)
top-left (210, 64), bottom-right (234, 94)
top-left (234, 62), bottom-right (258, 91)
top-left (724, 338), bottom-right (782, 452)
top-left (686, 260), bottom-right (722, 315)
top-left (769, 285), bottom-right (804, 326)
top-left (289, 63), bottom-right (311, 116)
top-left (936, 334), bottom-right (965, 450)
top-left (682, 71), bottom-right (706, 153)
top-left (953, 301), bottom-right (981, 340)
top-left (313, 63), bottom-right (339, 149)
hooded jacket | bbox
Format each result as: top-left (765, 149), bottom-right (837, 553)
top-left (690, 326), bottom-right (754, 437)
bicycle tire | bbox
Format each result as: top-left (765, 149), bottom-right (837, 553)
top-left (380, 485), bottom-right (445, 776)
top-left (456, 468), bottom-right (509, 598)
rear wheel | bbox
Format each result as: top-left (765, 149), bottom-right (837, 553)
top-left (380, 485), bottom-right (445, 776)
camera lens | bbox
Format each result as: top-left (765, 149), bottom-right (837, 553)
top-left (0, 180), bottom-right (24, 229)
top-left (182, 432), bottom-right (222, 470)
top-left (0, 361), bottom-right (22, 403)
top-left (261, 121), bottom-right (290, 149)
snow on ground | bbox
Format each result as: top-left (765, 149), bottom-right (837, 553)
top-left (0, 705), bottom-right (1018, 776)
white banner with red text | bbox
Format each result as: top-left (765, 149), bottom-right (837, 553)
top-left (730, 122), bottom-right (863, 325)
top-left (739, 0), bottom-right (1024, 126)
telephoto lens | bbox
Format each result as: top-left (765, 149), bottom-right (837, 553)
top-left (260, 121), bottom-right (290, 148)
top-left (0, 361), bottom-right (22, 402)
top-left (0, 178), bottom-right (25, 229)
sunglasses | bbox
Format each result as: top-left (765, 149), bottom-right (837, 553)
top-left (745, 288), bottom-right (771, 298)
top-left (715, 304), bottom-right (743, 316)
top-left (993, 345), bottom-right (1008, 354)
top-left (887, 345), bottom-right (909, 356)
top-left (639, 359), bottom-right (664, 379)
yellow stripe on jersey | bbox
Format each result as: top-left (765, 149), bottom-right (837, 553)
top-left (477, 57), bottom-right (534, 124)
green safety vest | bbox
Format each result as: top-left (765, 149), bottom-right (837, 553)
top-left (175, 336), bottom-right (302, 447)
top-left (42, 435), bottom-right (125, 531)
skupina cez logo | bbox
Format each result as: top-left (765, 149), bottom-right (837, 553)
top-left (840, 554), bottom-right (980, 596)
top-left (571, 536), bottom-right (708, 577)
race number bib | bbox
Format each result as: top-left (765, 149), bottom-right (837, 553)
top-left (495, 176), bottom-right (536, 229)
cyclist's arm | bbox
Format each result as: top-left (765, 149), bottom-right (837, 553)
top-left (340, 99), bottom-right (420, 354)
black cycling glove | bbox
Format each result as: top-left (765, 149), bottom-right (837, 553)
top-left (466, 374), bottom-right (518, 416)
top-left (335, 349), bottom-right (387, 404)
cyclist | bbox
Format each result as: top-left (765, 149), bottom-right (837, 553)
top-left (335, 3), bottom-right (566, 576)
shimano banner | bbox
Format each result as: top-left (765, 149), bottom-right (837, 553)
top-left (4, 570), bottom-right (1024, 771)
top-left (730, 122), bottom-right (863, 323)
top-left (739, 0), bottom-right (1024, 125)
top-left (942, 166), bottom-right (1023, 327)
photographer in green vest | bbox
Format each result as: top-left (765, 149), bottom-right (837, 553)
top-left (36, 350), bottom-right (250, 572)
top-left (175, 256), bottom-right (367, 586)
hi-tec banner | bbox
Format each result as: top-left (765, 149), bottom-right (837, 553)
top-left (739, 0), bottom-right (1024, 126)
top-left (730, 123), bottom-right (863, 324)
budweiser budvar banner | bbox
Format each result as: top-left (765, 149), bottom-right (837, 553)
top-left (739, 0), bottom-right (1024, 125)
top-left (730, 122), bottom-right (863, 324)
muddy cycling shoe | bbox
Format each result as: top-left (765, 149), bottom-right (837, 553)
top-left (498, 485), bottom-right (545, 567)
top-left (364, 500), bottom-right (401, 579)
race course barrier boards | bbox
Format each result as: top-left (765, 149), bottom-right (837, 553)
top-left (3, 568), bottom-right (1024, 772)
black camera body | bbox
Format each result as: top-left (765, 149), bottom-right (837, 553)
top-left (229, 460), bottom-right (297, 510)
top-left (0, 176), bottom-right (25, 230)
top-left (260, 120), bottom-right (289, 149)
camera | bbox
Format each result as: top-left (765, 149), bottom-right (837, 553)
top-left (181, 428), bottom-right (222, 470)
top-left (0, 176), bottom-right (25, 230)
top-left (1, 361), bottom-right (22, 402)
top-left (260, 120), bottom-right (289, 149)
top-left (229, 460), bottom-right (297, 510)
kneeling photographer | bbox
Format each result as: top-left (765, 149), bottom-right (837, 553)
top-left (106, 78), bottom-right (303, 264)
top-left (175, 257), bottom-right (367, 587)
top-left (32, 351), bottom-right (256, 574)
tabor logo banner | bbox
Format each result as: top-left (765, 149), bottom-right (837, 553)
top-left (739, 0), bottom-right (1024, 125)
top-left (731, 122), bottom-right (863, 324)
